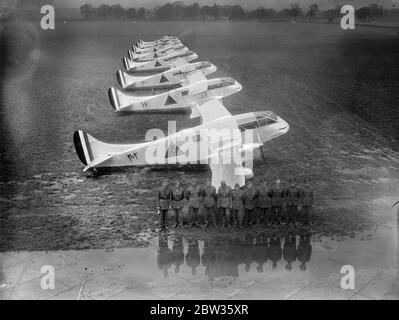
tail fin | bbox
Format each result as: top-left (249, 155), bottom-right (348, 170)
top-left (116, 70), bottom-right (126, 88)
top-left (128, 49), bottom-right (133, 60)
top-left (73, 130), bottom-right (95, 166)
top-left (74, 130), bottom-right (118, 172)
top-left (108, 87), bottom-right (155, 112)
top-left (123, 57), bottom-right (129, 71)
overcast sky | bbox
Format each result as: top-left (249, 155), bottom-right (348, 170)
top-left (52, 0), bottom-right (398, 10)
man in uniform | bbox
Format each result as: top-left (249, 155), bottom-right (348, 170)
top-left (202, 179), bottom-right (217, 227)
top-left (284, 178), bottom-right (301, 226)
top-left (158, 180), bottom-right (171, 231)
top-left (231, 183), bottom-right (244, 228)
top-left (218, 180), bottom-right (232, 227)
top-left (242, 180), bottom-right (259, 226)
top-left (185, 178), bottom-right (202, 227)
top-left (300, 179), bottom-right (314, 225)
top-left (270, 179), bottom-right (284, 225)
top-left (256, 179), bottom-right (272, 226)
top-left (171, 180), bottom-right (185, 228)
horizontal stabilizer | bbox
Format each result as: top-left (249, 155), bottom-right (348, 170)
top-left (83, 154), bottom-right (113, 172)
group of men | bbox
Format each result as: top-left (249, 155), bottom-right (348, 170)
top-left (158, 177), bottom-right (314, 230)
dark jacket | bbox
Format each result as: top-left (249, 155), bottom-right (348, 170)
top-left (231, 188), bottom-right (244, 210)
top-left (185, 185), bottom-right (202, 208)
top-left (270, 186), bottom-right (284, 207)
top-left (218, 185), bottom-right (232, 208)
top-left (202, 185), bottom-right (217, 208)
top-left (171, 187), bottom-right (185, 209)
top-left (242, 187), bottom-right (259, 210)
top-left (158, 187), bottom-right (171, 210)
top-left (284, 186), bottom-right (300, 206)
top-left (257, 186), bottom-right (272, 208)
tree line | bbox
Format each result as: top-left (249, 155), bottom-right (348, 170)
top-left (79, 2), bottom-right (399, 22)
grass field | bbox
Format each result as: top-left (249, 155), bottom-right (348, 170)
top-left (1, 20), bottom-right (399, 250)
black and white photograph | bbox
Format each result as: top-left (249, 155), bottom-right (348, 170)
top-left (0, 0), bottom-right (398, 304)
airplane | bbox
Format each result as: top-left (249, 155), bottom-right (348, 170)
top-left (109, 76), bottom-right (242, 113)
top-left (132, 40), bottom-right (182, 54)
top-left (123, 51), bottom-right (198, 73)
top-left (73, 98), bottom-right (289, 187)
top-left (117, 61), bottom-right (217, 90)
top-left (128, 46), bottom-right (189, 62)
top-left (135, 36), bottom-right (179, 48)
top-left (128, 45), bottom-right (189, 62)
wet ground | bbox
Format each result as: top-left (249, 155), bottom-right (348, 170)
top-left (0, 223), bottom-right (397, 300)
top-left (0, 20), bottom-right (399, 298)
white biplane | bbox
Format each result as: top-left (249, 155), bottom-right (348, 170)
top-left (109, 76), bottom-right (242, 112)
top-left (117, 61), bottom-right (217, 90)
top-left (74, 99), bottom-right (289, 187)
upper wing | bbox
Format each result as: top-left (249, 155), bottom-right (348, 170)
top-left (186, 71), bottom-right (206, 85)
top-left (190, 98), bottom-right (231, 123)
top-left (170, 58), bottom-right (188, 67)
top-left (192, 99), bottom-right (246, 187)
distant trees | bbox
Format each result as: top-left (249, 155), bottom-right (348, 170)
top-left (355, 3), bottom-right (384, 21)
top-left (126, 8), bottom-right (136, 20)
top-left (137, 8), bottom-right (146, 20)
top-left (306, 4), bottom-right (318, 21)
top-left (79, 4), bottom-right (95, 20)
top-left (289, 3), bottom-right (302, 20)
top-left (77, 2), bottom-right (394, 23)
top-left (323, 6), bottom-right (341, 22)
top-left (249, 7), bottom-right (276, 20)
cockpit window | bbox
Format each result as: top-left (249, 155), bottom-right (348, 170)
top-left (164, 51), bottom-right (193, 61)
top-left (239, 121), bottom-right (258, 131)
top-left (221, 78), bottom-right (235, 86)
top-left (207, 78), bottom-right (235, 90)
top-left (256, 116), bottom-right (267, 127)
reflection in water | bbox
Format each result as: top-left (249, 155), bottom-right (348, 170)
top-left (156, 232), bottom-right (312, 279)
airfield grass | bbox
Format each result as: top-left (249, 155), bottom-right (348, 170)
top-left (0, 21), bottom-right (399, 250)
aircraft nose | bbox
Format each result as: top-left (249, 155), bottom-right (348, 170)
top-left (277, 116), bottom-right (289, 134)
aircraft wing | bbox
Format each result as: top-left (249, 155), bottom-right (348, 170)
top-left (193, 98), bottom-right (246, 187)
top-left (170, 58), bottom-right (189, 67)
top-left (191, 98), bottom-right (231, 123)
top-left (208, 125), bottom-right (246, 188)
top-left (187, 71), bottom-right (207, 84)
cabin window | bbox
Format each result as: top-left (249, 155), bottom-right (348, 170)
top-left (239, 121), bottom-right (259, 131)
